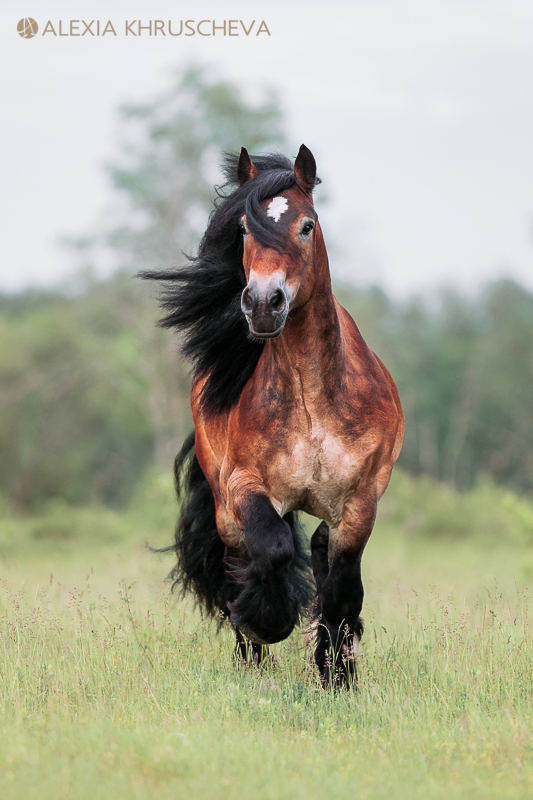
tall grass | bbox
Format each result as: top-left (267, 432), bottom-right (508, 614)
top-left (1, 470), bottom-right (533, 798)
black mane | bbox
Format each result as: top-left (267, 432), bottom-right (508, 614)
top-left (141, 151), bottom-right (299, 415)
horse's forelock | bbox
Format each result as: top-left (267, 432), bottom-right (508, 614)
top-left (209, 165), bottom-right (298, 254)
top-left (244, 170), bottom-right (298, 253)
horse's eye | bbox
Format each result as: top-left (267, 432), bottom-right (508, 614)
top-left (301, 222), bottom-right (314, 236)
top-left (239, 224), bottom-right (247, 236)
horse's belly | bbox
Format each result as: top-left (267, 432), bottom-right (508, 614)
top-left (270, 433), bottom-right (366, 525)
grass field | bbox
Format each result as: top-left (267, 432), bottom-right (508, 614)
top-left (1, 471), bottom-right (533, 799)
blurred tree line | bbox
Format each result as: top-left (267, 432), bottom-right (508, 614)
top-left (2, 275), bottom-right (532, 510)
top-left (1, 68), bottom-right (532, 511)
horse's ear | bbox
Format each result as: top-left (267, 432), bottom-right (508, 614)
top-left (294, 144), bottom-right (317, 194)
top-left (237, 147), bottom-right (259, 185)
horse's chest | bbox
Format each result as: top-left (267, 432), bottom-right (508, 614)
top-left (269, 427), bottom-right (363, 522)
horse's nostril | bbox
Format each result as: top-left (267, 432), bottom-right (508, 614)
top-left (270, 289), bottom-right (285, 314)
top-left (241, 286), bottom-right (254, 315)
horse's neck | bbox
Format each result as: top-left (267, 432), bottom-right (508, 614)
top-left (269, 230), bottom-right (343, 400)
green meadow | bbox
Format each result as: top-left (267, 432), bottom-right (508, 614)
top-left (1, 470), bottom-right (533, 799)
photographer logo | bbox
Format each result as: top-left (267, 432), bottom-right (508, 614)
top-left (17, 18), bottom-right (38, 38)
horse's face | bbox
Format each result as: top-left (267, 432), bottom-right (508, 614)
top-left (238, 145), bottom-right (319, 340)
top-left (240, 188), bottom-right (318, 339)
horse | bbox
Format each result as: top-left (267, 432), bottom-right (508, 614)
top-left (144, 145), bottom-right (404, 686)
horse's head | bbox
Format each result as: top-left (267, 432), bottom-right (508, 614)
top-left (238, 145), bottom-right (319, 340)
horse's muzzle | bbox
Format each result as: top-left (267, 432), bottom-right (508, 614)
top-left (241, 276), bottom-right (289, 339)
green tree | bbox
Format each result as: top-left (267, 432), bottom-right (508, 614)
top-left (0, 276), bottom-right (153, 510)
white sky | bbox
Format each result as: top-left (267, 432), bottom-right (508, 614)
top-left (1, 0), bottom-right (532, 298)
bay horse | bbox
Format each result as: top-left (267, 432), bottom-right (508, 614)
top-left (144, 145), bottom-right (404, 685)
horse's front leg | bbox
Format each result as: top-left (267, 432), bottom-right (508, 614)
top-left (226, 493), bottom-right (301, 646)
top-left (234, 626), bottom-right (271, 667)
top-left (311, 489), bottom-right (377, 687)
top-left (221, 546), bottom-right (273, 667)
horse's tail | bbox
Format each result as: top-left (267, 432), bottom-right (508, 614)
top-left (167, 431), bottom-right (230, 618)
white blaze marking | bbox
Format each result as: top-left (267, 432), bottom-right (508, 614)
top-left (266, 196), bottom-right (288, 222)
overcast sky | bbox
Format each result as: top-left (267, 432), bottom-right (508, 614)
top-left (2, 0), bottom-right (532, 298)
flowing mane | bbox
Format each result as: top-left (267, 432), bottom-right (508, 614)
top-left (141, 152), bottom-right (302, 416)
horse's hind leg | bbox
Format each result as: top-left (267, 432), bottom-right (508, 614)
top-left (311, 521), bottom-right (329, 592)
top-left (310, 521), bottom-right (335, 681)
